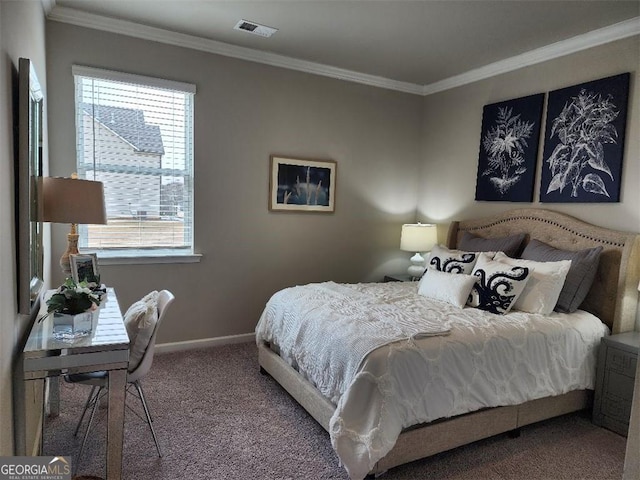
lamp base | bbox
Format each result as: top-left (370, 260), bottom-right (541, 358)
top-left (60, 231), bottom-right (79, 277)
top-left (407, 252), bottom-right (426, 279)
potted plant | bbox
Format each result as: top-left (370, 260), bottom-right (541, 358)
top-left (46, 278), bottom-right (101, 336)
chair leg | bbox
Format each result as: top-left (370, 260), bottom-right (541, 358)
top-left (133, 380), bottom-right (163, 458)
top-left (74, 385), bottom-right (98, 437)
top-left (75, 386), bottom-right (103, 475)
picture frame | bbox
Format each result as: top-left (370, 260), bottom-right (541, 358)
top-left (269, 155), bottom-right (336, 213)
top-left (539, 73), bottom-right (630, 203)
top-left (474, 93), bottom-right (544, 202)
top-left (70, 253), bottom-right (100, 284)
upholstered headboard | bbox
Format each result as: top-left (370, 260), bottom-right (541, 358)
top-left (446, 208), bottom-right (640, 333)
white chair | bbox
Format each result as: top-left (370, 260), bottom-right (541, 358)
top-left (67, 290), bottom-right (175, 468)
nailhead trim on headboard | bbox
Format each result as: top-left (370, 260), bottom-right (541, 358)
top-left (461, 215), bottom-right (627, 247)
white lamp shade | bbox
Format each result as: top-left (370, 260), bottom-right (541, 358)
top-left (400, 223), bottom-right (437, 252)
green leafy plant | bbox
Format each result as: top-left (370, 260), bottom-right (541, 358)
top-left (46, 278), bottom-right (101, 315)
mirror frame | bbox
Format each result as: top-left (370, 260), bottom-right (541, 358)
top-left (17, 58), bottom-right (44, 315)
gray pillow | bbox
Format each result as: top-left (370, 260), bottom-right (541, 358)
top-left (459, 231), bottom-right (526, 258)
top-left (520, 239), bottom-right (602, 313)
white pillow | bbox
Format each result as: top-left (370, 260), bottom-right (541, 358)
top-left (418, 268), bottom-right (477, 308)
top-left (427, 244), bottom-right (479, 274)
top-left (123, 291), bottom-right (159, 371)
top-left (493, 252), bottom-right (571, 315)
top-left (467, 253), bottom-right (531, 315)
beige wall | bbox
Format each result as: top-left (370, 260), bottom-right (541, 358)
top-left (46, 22), bottom-right (423, 345)
top-left (419, 36), bottom-right (640, 234)
top-left (5, 5), bottom-right (640, 459)
top-left (0, 0), bottom-right (49, 456)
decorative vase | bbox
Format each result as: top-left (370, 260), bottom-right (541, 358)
top-left (52, 310), bottom-right (95, 336)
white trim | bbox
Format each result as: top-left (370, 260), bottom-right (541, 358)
top-left (423, 16), bottom-right (640, 96)
top-left (41, 0), bottom-right (56, 16)
top-left (51, 6), bottom-right (422, 96)
top-left (72, 64), bottom-right (196, 94)
top-left (155, 333), bottom-right (254, 354)
top-left (49, 6), bottom-right (640, 96)
top-left (97, 253), bottom-right (202, 266)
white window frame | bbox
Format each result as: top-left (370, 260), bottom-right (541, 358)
top-left (72, 66), bottom-right (199, 264)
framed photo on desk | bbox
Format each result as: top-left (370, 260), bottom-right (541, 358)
top-left (70, 253), bottom-right (99, 284)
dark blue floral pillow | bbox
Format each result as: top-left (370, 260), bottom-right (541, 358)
top-left (467, 253), bottom-right (531, 315)
top-left (427, 245), bottom-right (478, 275)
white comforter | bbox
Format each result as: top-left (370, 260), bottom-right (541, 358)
top-left (255, 281), bottom-right (609, 480)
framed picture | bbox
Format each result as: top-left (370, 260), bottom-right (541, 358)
top-left (269, 155), bottom-right (337, 213)
top-left (540, 73), bottom-right (630, 203)
top-left (475, 93), bottom-right (544, 202)
top-left (70, 253), bottom-right (100, 284)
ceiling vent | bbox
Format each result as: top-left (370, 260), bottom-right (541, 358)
top-left (233, 20), bottom-right (278, 38)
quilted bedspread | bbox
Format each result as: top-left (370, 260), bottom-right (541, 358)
top-left (255, 281), bottom-right (608, 480)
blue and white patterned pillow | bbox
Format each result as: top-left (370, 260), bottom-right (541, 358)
top-left (467, 253), bottom-right (531, 314)
top-left (427, 245), bottom-right (478, 275)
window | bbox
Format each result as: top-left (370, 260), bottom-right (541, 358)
top-left (73, 66), bottom-right (195, 259)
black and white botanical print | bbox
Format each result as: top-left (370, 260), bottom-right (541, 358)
top-left (540, 73), bottom-right (629, 203)
top-left (475, 94), bottom-right (544, 202)
top-left (483, 107), bottom-right (533, 193)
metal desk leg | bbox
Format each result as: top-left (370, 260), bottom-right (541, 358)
top-left (106, 369), bottom-right (127, 480)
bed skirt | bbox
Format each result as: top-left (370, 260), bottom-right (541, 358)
top-left (258, 340), bottom-right (592, 475)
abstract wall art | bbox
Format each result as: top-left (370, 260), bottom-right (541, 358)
top-left (269, 155), bottom-right (337, 213)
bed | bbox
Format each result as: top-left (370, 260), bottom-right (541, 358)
top-left (256, 208), bottom-right (640, 479)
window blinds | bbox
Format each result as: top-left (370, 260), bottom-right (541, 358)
top-left (73, 66), bottom-right (195, 254)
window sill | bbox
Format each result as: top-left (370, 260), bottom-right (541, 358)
top-left (96, 252), bottom-right (202, 266)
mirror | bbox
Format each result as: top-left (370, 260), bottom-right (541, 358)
top-left (17, 58), bottom-right (44, 315)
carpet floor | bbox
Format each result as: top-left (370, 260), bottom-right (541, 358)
top-left (43, 342), bottom-right (626, 479)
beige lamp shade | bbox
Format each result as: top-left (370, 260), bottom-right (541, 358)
top-left (42, 176), bottom-right (106, 276)
top-left (400, 223), bottom-right (437, 252)
top-left (42, 177), bottom-right (107, 225)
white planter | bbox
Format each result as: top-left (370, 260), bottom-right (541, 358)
top-left (53, 311), bottom-right (95, 336)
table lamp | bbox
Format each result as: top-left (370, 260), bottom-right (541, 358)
top-left (400, 223), bottom-right (437, 278)
top-left (42, 175), bottom-right (107, 277)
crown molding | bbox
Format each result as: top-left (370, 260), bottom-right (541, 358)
top-left (422, 16), bottom-right (640, 96)
top-left (48, 6), bottom-right (639, 97)
top-left (47, 6), bottom-right (424, 96)
top-left (41, 0), bottom-right (56, 16)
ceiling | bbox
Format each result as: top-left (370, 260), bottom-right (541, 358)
top-left (49, 1), bottom-right (640, 94)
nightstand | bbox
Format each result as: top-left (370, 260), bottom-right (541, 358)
top-left (593, 332), bottom-right (640, 436)
top-left (383, 274), bottom-right (416, 282)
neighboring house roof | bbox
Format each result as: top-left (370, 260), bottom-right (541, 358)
top-left (82, 103), bottom-right (165, 155)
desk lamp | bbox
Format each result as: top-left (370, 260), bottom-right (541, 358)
top-left (42, 175), bottom-right (106, 277)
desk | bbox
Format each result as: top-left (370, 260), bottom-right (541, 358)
top-left (18, 288), bottom-right (129, 480)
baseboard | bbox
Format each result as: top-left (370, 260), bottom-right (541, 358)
top-left (155, 333), bottom-right (254, 354)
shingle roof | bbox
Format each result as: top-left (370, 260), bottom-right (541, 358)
top-left (82, 103), bottom-right (165, 155)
